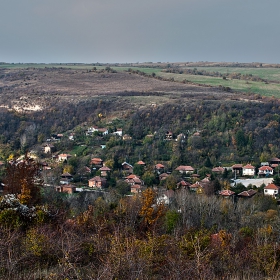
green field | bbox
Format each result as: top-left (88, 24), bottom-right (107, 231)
top-left (156, 72), bottom-right (280, 98)
top-left (182, 66), bottom-right (280, 82)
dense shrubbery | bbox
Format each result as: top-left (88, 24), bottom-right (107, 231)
top-left (0, 187), bottom-right (280, 279)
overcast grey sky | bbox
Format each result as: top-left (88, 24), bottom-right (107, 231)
top-left (1, 0), bottom-right (280, 63)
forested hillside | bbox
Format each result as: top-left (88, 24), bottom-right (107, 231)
top-left (1, 65), bottom-right (280, 279)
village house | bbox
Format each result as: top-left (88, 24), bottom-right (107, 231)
top-left (44, 144), bottom-right (55, 154)
top-left (212, 166), bottom-right (225, 175)
top-left (124, 174), bottom-right (144, 193)
top-left (154, 163), bottom-right (165, 174)
top-left (232, 164), bottom-right (243, 177)
top-left (159, 173), bottom-right (169, 181)
top-left (264, 183), bottom-right (279, 197)
top-left (90, 158), bottom-right (103, 167)
top-left (176, 133), bottom-right (186, 143)
top-left (58, 153), bottom-right (72, 162)
top-left (99, 166), bottom-right (111, 177)
top-left (269, 157), bottom-right (280, 165)
top-left (88, 176), bottom-right (107, 189)
top-left (238, 189), bottom-right (257, 198)
top-left (242, 164), bottom-right (255, 176)
top-left (87, 126), bottom-right (109, 136)
top-left (220, 189), bottom-right (235, 198)
top-left (189, 182), bottom-right (203, 194)
top-left (165, 131), bottom-right (173, 140)
top-left (56, 184), bottom-right (76, 194)
top-left (113, 128), bottom-right (123, 136)
top-left (122, 162), bottom-right (133, 174)
top-left (258, 166), bottom-right (273, 177)
top-left (177, 180), bottom-right (191, 189)
top-left (136, 160), bottom-right (146, 166)
top-left (157, 189), bottom-right (175, 205)
top-left (175, 165), bottom-right (194, 175)
top-left (60, 172), bottom-right (73, 185)
top-left (122, 134), bottom-right (132, 141)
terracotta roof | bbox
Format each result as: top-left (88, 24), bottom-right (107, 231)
top-left (189, 182), bottom-right (202, 188)
top-left (269, 157), bottom-right (280, 162)
top-left (159, 173), bottom-right (169, 180)
top-left (243, 164), bottom-right (255, 169)
top-left (136, 161), bottom-right (145, 165)
top-left (212, 167), bottom-right (224, 173)
top-left (271, 164), bottom-right (279, 168)
top-left (126, 174), bottom-right (139, 179)
top-left (264, 183), bottom-right (279, 190)
top-left (259, 166), bottom-right (273, 171)
top-left (175, 165), bottom-right (194, 172)
top-left (91, 158), bottom-right (102, 161)
top-left (178, 180), bottom-right (190, 186)
top-left (59, 154), bottom-right (71, 157)
top-left (99, 166), bottom-right (111, 171)
top-left (155, 163), bottom-right (165, 169)
top-left (89, 176), bottom-right (106, 182)
top-left (238, 189), bottom-right (257, 197)
top-left (220, 190), bottom-right (235, 196)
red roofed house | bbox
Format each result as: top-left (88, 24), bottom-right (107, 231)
top-left (157, 189), bottom-right (175, 205)
top-left (177, 180), bottom-right (191, 189)
top-left (56, 184), bottom-right (76, 194)
top-left (122, 162), bottom-right (133, 174)
top-left (220, 189), bottom-right (235, 197)
top-left (99, 166), bottom-right (111, 177)
top-left (258, 166), bottom-right (273, 177)
top-left (232, 164), bottom-right (243, 176)
top-left (242, 164), bottom-right (255, 176)
top-left (238, 189), bottom-right (257, 198)
top-left (159, 173), bottom-right (169, 181)
top-left (155, 163), bottom-right (165, 174)
top-left (175, 165), bottom-right (194, 175)
top-left (212, 166), bottom-right (225, 174)
top-left (136, 160), bottom-right (146, 166)
top-left (91, 158), bottom-right (103, 167)
top-left (60, 172), bottom-right (73, 185)
top-left (269, 157), bottom-right (280, 165)
top-left (58, 154), bottom-right (72, 162)
top-left (264, 183), bottom-right (280, 197)
top-left (88, 176), bottom-right (107, 189)
top-left (189, 182), bottom-right (203, 194)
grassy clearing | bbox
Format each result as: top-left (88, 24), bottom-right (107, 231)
top-left (157, 72), bottom-right (280, 98)
top-left (182, 66), bottom-right (280, 82)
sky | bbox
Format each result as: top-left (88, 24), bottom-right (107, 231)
top-left (1, 0), bottom-right (280, 64)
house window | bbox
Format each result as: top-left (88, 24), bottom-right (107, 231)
top-left (265, 190), bottom-right (268, 192)
top-left (274, 190), bottom-right (277, 194)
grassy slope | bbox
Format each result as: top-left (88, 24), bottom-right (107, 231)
top-left (1, 63), bottom-right (280, 97)
top-left (157, 72), bottom-right (280, 97)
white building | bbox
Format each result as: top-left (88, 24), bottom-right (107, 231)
top-left (242, 164), bottom-right (255, 176)
top-left (264, 183), bottom-right (279, 197)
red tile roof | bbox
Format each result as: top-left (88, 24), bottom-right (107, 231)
top-left (220, 190), bottom-right (235, 196)
top-left (243, 164), bottom-right (255, 169)
top-left (155, 163), bottom-right (165, 169)
top-left (238, 189), bottom-right (257, 197)
top-left (99, 166), bottom-right (111, 171)
top-left (175, 165), bottom-right (194, 172)
top-left (264, 183), bottom-right (279, 190)
top-left (259, 166), bottom-right (273, 171)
